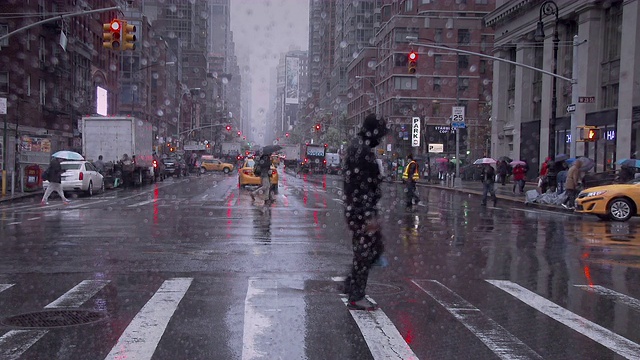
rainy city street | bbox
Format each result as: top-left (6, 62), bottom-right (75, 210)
top-left (1, 169), bottom-right (639, 359)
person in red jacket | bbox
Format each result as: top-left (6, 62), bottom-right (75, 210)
top-left (512, 164), bottom-right (526, 194)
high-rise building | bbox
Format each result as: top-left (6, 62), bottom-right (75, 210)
top-left (270, 50), bottom-right (309, 146)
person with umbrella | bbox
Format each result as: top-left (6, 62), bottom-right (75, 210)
top-left (250, 152), bottom-right (274, 205)
top-left (562, 159), bottom-right (582, 209)
top-left (480, 164), bottom-right (497, 207)
top-left (41, 155), bottom-right (70, 205)
top-left (512, 163), bottom-right (526, 194)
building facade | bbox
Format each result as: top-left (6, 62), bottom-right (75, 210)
top-left (487, 0), bottom-right (640, 176)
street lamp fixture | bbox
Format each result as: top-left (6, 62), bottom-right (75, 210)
top-left (534, 0), bottom-right (560, 159)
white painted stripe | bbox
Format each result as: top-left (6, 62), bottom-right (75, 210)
top-left (27, 217), bottom-right (40, 221)
top-left (241, 278), bottom-right (307, 360)
top-left (0, 330), bottom-right (48, 360)
top-left (45, 280), bottom-right (110, 308)
top-left (66, 200), bottom-right (107, 209)
top-left (488, 280), bottom-right (640, 359)
top-left (413, 280), bottom-right (541, 360)
top-left (127, 198), bottom-right (156, 208)
top-left (575, 285), bottom-right (640, 313)
top-left (105, 277), bottom-right (192, 360)
top-left (0, 283), bottom-right (14, 293)
top-left (7, 222), bottom-right (21, 226)
top-left (340, 296), bottom-right (418, 360)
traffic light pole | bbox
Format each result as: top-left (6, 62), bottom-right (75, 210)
top-left (0, 6), bottom-right (120, 43)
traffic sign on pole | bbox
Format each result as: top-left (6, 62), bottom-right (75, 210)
top-left (451, 106), bottom-right (465, 129)
top-left (411, 117), bottom-right (420, 147)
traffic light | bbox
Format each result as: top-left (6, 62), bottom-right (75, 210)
top-left (103, 19), bottom-right (121, 50)
top-left (237, 131), bottom-right (241, 136)
top-left (225, 125), bottom-right (231, 131)
top-left (578, 126), bottom-right (600, 142)
top-left (122, 20), bottom-right (136, 51)
top-left (587, 128), bottom-right (599, 141)
top-left (408, 51), bottom-right (418, 74)
top-left (285, 133), bottom-right (290, 137)
top-left (315, 124), bottom-right (321, 131)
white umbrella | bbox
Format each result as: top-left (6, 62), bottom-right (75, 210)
top-left (473, 157), bottom-right (496, 165)
top-left (52, 150), bottom-right (84, 161)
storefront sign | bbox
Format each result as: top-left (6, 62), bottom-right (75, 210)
top-left (411, 117), bottom-right (420, 147)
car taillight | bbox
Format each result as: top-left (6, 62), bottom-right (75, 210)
top-left (323, 159), bottom-right (326, 164)
top-left (79, 172), bottom-right (84, 181)
top-left (153, 160), bottom-right (158, 168)
top-left (304, 158), bottom-right (308, 163)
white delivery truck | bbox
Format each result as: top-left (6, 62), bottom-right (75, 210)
top-left (221, 141), bottom-right (241, 156)
top-left (281, 144), bottom-right (301, 168)
top-left (82, 116), bottom-right (155, 187)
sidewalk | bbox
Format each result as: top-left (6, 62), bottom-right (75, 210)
top-left (0, 189), bottom-right (43, 203)
top-left (417, 179), bottom-right (574, 213)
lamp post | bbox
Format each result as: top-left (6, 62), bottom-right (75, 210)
top-left (534, 0), bottom-right (560, 160)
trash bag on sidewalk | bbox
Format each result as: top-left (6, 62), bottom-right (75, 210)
top-left (524, 189), bottom-right (540, 204)
top-left (525, 190), bottom-right (567, 205)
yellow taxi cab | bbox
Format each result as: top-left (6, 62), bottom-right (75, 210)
top-left (199, 157), bottom-right (234, 174)
top-left (238, 158), bottom-right (279, 194)
top-left (575, 179), bottom-right (640, 221)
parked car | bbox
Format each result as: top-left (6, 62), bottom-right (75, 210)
top-left (200, 158), bottom-right (234, 174)
top-left (238, 158), bottom-right (279, 194)
top-left (163, 156), bottom-right (188, 177)
top-left (43, 161), bottom-right (105, 196)
top-left (575, 179), bottom-right (640, 221)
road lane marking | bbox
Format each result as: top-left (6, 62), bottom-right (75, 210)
top-left (413, 280), bottom-right (541, 360)
top-left (105, 277), bottom-right (192, 360)
top-left (127, 198), bottom-right (157, 207)
top-left (487, 280), bottom-right (640, 359)
top-left (65, 200), bottom-right (108, 209)
top-left (27, 217), bottom-right (40, 221)
top-left (0, 330), bottom-right (48, 360)
top-left (340, 295), bottom-right (418, 360)
top-left (45, 280), bottom-right (111, 308)
top-left (0, 284), bottom-right (14, 293)
top-left (575, 285), bottom-right (640, 312)
top-left (7, 222), bottom-right (21, 225)
top-left (0, 279), bottom-right (111, 359)
top-left (242, 278), bottom-right (306, 360)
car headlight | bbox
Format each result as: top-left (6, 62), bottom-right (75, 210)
top-left (583, 190), bottom-right (607, 197)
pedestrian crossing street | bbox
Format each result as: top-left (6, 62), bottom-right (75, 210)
top-left (1, 277), bottom-right (639, 359)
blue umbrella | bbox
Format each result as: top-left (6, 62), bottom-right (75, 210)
top-left (52, 150), bottom-right (84, 161)
top-left (617, 158), bottom-right (640, 168)
top-left (554, 153), bottom-right (569, 162)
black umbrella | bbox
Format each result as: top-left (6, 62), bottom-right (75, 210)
top-left (498, 156), bottom-right (512, 163)
top-left (261, 144), bottom-right (282, 155)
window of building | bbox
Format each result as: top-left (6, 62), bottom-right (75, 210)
top-left (458, 29), bottom-right (470, 45)
top-left (39, 36), bottom-right (45, 64)
top-left (480, 35), bottom-right (488, 52)
top-left (601, 2), bottom-right (622, 109)
top-left (405, 0), bottom-right (413, 12)
top-left (475, 0), bottom-right (488, 4)
top-left (434, 54), bottom-right (442, 69)
top-left (432, 102), bottom-right (440, 116)
top-left (508, 47), bottom-right (516, 107)
top-left (394, 77), bottom-right (417, 90)
top-left (394, 28), bottom-right (419, 43)
top-left (434, 29), bottom-right (443, 44)
top-left (479, 60), bottom-right (487, 74)
top-left (0, 72), bottom-right (8, 93)
top-left (433, 77), bottom-right (441, 92)
top-left (532, 46), bottom-right (543, 121)
top-left (0, 24), bottom-right (8, 47)
top-left (421, 0), bottom-right (432, 4)
top-left (457, 55), bottom-right (469, 70)
top-left (39, 79), bottom-right (45, 105)
top-left (457, 77), bottom-right (469, 92)
top-left (394, 53), bottom-right (408, 67)
top-left (26, 75), bottom-right (31, 96)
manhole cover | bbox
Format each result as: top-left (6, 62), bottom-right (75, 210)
top-left (1, 310), bottom-right (107, 329)
top-left (306, 280), bottom-right (403, 295)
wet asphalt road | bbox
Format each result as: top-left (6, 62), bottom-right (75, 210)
top-left (0, 167), bottom-right (639, 359)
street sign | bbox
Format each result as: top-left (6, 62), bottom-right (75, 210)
top-left (578, 96), bottom-right (595, 103)
top-left (566, 103), bottom-right (576, 113)
top-left (411, 117), bottom-right (420, 147)
top-left (451, 106), bottom-right (465, 129)
top-left (428, 143), bottom-right (444, 153)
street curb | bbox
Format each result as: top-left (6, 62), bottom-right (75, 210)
top-left (417, 183), bottom-right (575, 214)
top-left (0, 190), bottom-right (43, 203)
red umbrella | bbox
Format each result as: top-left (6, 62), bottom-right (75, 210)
top-left (435, 158), bottom-right (449, 163)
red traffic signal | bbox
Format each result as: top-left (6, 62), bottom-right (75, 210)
top-left (315, 124), bottom-right (321, 131)
top-left (408, 51), bottom-right (418, 74)
top-left (225, 125), bottom-right (231, 131)
top-left (285, 132), bottom-right (290, 137)
top-left (587, 129), bottom-right (599, 141)
top-left (103, 19), bottom-right (122, 50)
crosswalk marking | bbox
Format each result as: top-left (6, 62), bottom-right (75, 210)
top-left (0, 330), bottom-right (48, 360)
top-left (104, 277), bottom-right (193, 360)
top-left (45, 280), bottom-right (110, 309)
top-left (242, 278), bottom-right (307, 360)
top-left (413, 280), bottom-right (542, 360)
top-left (341, 295), bottom-right (418, 360)
top-left (0, 279), bottom-right (111, 359)
top-left (127, 198), bottom-right (157, 207)
top-left (0, 284), bottom-right (14, 293)
top-left (575, 285), bottom-right (640, 313)
top-left (487, 280), bottom-right (640, 359)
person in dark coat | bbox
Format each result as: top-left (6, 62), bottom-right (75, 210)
top-left (342, 113), bottom-right (387, 311)
top-left (251, 153), bottom-right (274, 204)
top-left (480, 164), bottom-right (497, 206)
top-left (41, 156), bottom-right (70, 205)
top-left (497, 160), bottom-right (508, 185)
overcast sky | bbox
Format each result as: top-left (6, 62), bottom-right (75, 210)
top-left (230, 0), bottom-right (309, 142)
